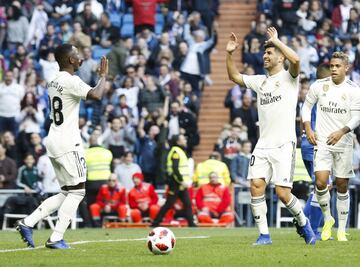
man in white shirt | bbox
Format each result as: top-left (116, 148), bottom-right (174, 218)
top-left (226, 27), bottom-right (316, 245)
top-left (16, 44), bottom-right (108, 249)
top-left (302, 52), bottom-right (360, 242)
top-left (0, 70), bottom-right (25, 135)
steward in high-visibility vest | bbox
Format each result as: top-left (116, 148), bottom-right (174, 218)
top-left (193, 151), bottom-right (231, 187)
top-left (85, 135), bottom-right (113, 206)
top-left (196, 171), bottom-right (234, 224)
top-left (151, 134), bottom-right (196, 227)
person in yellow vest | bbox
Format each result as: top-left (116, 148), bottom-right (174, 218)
top-left (193, 151), bottom-right (231, 187)
top-left (151, 134), bottom-right (196, 227)
top-left (292, 148), bottom-right (312, 202)
top-left (85, 134), bottom-right (113, 207)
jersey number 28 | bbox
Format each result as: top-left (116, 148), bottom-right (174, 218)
top-left (51, 96), bottom-right (64, 126)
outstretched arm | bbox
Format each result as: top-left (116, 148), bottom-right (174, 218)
top-left (266, 27), bottom-right (300, 78)
top-left (87, 56), bottom-right (109, 101)
top-left (226, 32), bottom-right (245, 87)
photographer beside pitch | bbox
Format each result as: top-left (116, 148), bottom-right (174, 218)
top-left (15, 44), bottom-right (108, 249)
top-left (302, 52), bottom-right (360, 242)
top-left (226, 27), bottom-right (316, 245)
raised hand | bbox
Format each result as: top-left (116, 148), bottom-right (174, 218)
top-left (226, 32), bottom-right (240, 54)
top-left (265, 27), bottom-right (279, 45)
top-left (99, 56), bottom-right (108, 77)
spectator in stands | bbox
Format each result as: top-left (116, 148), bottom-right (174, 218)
top-left (215, 125), bottom-right (242, 168)
top-left (232, 94), bottom-right (258, 149)
top-left (180, 14), bottom-right (216, 96)
top-left (60, 21), bottom-right (72, 43)
top-left (168, 100), bottom-right (199, 155)
top-left (193, 151), bottom-right (231, 187)
top-left (296, 0), bottom-right (317, 34)
top-left (137, 120), bottom-right (161, 185)
top-left (308, 0), bottom-right (324, 26)
top-left (37, 153), bottom-right (61, 193)
top-left (90, 173), bottom-right (127, 227)
top-left (6, 2), bottom-right (29, 51)
top-left (107, 38), bottom-right (129, 79)
top-left (28, 133), bottom-right (46, 163)
top-left (136, 28), bottom-right (158, 51)
top-left (39, 23), bottom-right (62, 53)
top-left (26, 1), bottom-right (48, 49)
top-left (114, 151), bottom-right (141, 190)
top-left (69, 21), bottom-right (92, 57)
top-left (244, 22), bottom-right (268, 48)
top-left (9, 45), bottom-right (30, 83)
top-left (128, 172), bottom-right (160, 223)
top-left (230, 140), bottom-right (252, 186)
top-left (52, 0), bottom-right (75, 23)
top-left (0, 6), bottom-right (6, 51)
top-left (78, 46), bottom-right (98, 86)
top-left (16, 92), bottom-right (45, 135)
top-left (173, 41), bottom-right (188, 71)
top-left (1, 131), bottom-right (19, 164)
top-left (139, 75), bottom-right (167, 113)
top-left (272, 0), bottom-right (299, 35)
top-left (77, 0), bottom-right (104, 20)
top-left (148, 32), bottom-right (176, 73)
top-left (178, 81), bottom-right (199, 116)
top-left (94, 12), bottom-right (120, 48)
top-left (16, 153), bottom-right (41, 193)
top-left (39, 49), bottom-right (60, 82)
top-left (331, 0), bottom-right (353, 33)
top-left (0, 70), bottom-right (25, 135)
top-left (192, 0), bottom-right (216, 35)
top-left (242, 37), bottom-right (265, 74)
top-left (75, 2), bottom-right (98, 34)
top-left (110, 94), bottom-right (137, 125)
top-left (196, 171), bottom-right (234, 224)
top-left (112, 76), bottom-right (140, 112)
top-left (168, 11), bottom-right (186, 45)
top-left (0, 143), bottom-right (17, 189)
top-left (85, 134), bottom-right (113, 206)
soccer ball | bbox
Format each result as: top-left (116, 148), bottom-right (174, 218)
top-left (147, 227), bottom-right (176, 255)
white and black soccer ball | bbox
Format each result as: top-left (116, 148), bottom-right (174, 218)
top-left (147, 227), bottom-right (176, 255)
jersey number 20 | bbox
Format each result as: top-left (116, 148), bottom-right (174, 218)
top-left (51, 96), bottom-right (64, 126)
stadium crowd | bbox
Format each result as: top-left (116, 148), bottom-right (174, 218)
top-left (0, 0), bottom-right (359, 228)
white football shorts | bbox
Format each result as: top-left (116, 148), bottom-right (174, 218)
top-left (314, 146), bottom-right (354, 178)
top-left (49, 151), bottom-right (87, 188)
top-left (247, 142), bottom-right (296, 188)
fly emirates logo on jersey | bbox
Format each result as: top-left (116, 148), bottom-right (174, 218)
top-left (259, 92), bottom-right (282, 106)
top-left (319, 101), bottom-right (347, 114)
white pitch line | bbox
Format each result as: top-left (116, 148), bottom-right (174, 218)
top-left (0, 236), bottom-right (210, 253)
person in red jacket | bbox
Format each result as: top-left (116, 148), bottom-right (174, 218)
top-left (90, 174), bottom-right (127, 227)
top-left (196, 171), bottom-right (234, 224)
top-left (128, 172), bottom-right (160, 223)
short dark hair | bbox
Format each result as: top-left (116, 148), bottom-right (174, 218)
top-left (316, 63), bottom-right (330, 79)
top-left (264, 42), bottom-right (282, 55)
top-left (170, 135), bottom-right (180, 147)
top-left (54, 44), bottom-right (73, 68)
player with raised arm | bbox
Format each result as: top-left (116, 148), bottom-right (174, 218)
top-left (226, 27), bottom-right (316, 245)
top-left (15, 44), bottom-right (108, 249)
top-left (302, 52), bottom-right (360, 242)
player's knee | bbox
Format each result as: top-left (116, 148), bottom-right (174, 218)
top-left (336, 179), bottom-right (349, 193)
top-left (315, 179), bottom-right (327, 190)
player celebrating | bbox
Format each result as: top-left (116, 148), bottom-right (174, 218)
top-left (226, 27), bottom-right (316, 245)
top-left (298, 63), bottom-right (331, 240)
top-left (302, 52), bottom-right (360, 242)
top-left (15, 44), bottom-right (108, 249)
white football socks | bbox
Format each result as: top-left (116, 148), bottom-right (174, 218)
top-left (251, 195), bottom-right (269, 235)
top-left (336, 191), bottom-right (349, 233)
top-left (315, 186), bottom-right (332, 221)
top-left (24, 192), bottom-right (67, 228)
top-left (50, 189), bottom-right (85, 242)
top-left (285, 194), bottom-right (306, 227)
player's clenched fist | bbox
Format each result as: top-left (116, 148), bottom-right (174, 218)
top-left (226, 32), bottom-right (240, 54)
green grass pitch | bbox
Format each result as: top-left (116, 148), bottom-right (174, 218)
top-left (1, 228), bottom-right (359, 267)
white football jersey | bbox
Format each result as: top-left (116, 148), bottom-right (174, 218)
top-left (305, 78), bottom-right (360, 151)
top-left (243, 69), bottom-right (299, 148)
top-left (46, 71), bottom-right (91, 157)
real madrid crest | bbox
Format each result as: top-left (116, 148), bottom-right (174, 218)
top-left (323, 84), bottom-right (329, 92)
top-left (275, 81), bottom-right (280, 88)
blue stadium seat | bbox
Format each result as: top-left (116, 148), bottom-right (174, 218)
top-left (122, 13), bottom-right (133, 25)
top-left (155, 13), bottom-right (164, 25)
top-left (110, 13), bottom-right (122, 28)
top-left (121, 24), bottom-right (134, 37)
top-left (92, 45), bottom-right (111, 61)
top-left (155, 24), bottom-right (163, 35)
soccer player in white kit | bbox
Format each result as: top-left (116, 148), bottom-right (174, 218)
top-left (302, 52), bottom-right (360, 242)
top-left (226, 27), bottom-right (316, 245)
top-left (15, 44), bottom-right (109, 249)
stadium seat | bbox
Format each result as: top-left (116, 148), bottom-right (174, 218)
top-left (276, 201), bottom-right (294, 228)
top-left (92, 45), bottom-right (111, 61)
top-left (236, 190), bottom-right (252, 226)
top-left (155, 13), bottom-right (164, 25)
top-left (121, 24), bottom-right (134, 38)
top-left (155, 24), bottom-right (163, 35)
top-left (110, 13), bottom-right (122, 28)
top-left (122, 13), bottom-right (133, 25)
